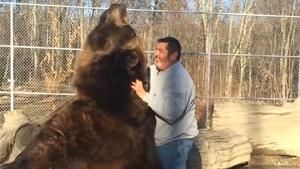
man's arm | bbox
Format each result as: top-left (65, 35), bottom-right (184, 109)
top-left (132, 80), bottom-right (187, 125)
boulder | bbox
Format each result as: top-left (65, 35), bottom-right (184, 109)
top-left (187, 128), bottom-right (252, 169)
top-left (0, 110), bottom-right (40, 164)
top-left (214, 101), bottom-right (300, 157)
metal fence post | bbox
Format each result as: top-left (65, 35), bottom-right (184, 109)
top-left (205, 7), bottom-right (213, 129)
top-left (9, 3), bottom-right (14, 111)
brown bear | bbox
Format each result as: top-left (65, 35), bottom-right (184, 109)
top-left (0, 3), bottom-right (162, 169)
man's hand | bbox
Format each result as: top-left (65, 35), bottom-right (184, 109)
top-left (131, 79), bottom-right (147, 100)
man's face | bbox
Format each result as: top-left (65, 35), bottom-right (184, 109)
top-left (154, 42), bottom-right (176, 71)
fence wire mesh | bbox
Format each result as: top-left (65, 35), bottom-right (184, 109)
top-left (0, 2), bottom-right (300, 126)
top-left (0, 47), bottom-right (10, 91)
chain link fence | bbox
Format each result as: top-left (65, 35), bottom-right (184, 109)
top-left (0, 2), bottom-right (300, 126)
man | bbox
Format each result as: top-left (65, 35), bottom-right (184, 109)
top-left (131, 36), bottom-right (198, 169)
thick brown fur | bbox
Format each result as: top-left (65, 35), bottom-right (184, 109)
top-left (1, 3), bottom-right (162, 169)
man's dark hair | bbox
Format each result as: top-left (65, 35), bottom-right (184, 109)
top-left (157, 36), bottom-right (181, 60)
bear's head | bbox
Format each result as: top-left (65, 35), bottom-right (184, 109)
top-left (73, 4), bottom-right (146, 112)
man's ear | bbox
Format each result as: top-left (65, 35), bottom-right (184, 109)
top-left (170, 52), bottom-right (178, 62)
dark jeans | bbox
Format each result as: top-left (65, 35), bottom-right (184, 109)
top-left (156, 139), bottom-right (193, 169)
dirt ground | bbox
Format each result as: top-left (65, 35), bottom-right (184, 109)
top-left (248, 154), bottom-right (300, 167)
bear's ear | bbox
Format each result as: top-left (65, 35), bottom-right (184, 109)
top-left (125, 52), bottom-right (139, 68)
top-left (113, 51), bottom-right (139, 69)
top-left (119, 37), bottom-right (143, 68)
top-left (99, 3), bottom-right (128, 26)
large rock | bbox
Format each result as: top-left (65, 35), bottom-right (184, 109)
top-left (187, 128), bottom-right (252, 169)
top-left (213, 101), bottom-right (300, 157)
top-left (5, 123), bottom-right (40, 164)
top-left (0, 110), bottom-right (30, 163)
top-left (0, 110), bottom-right (40, 164)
